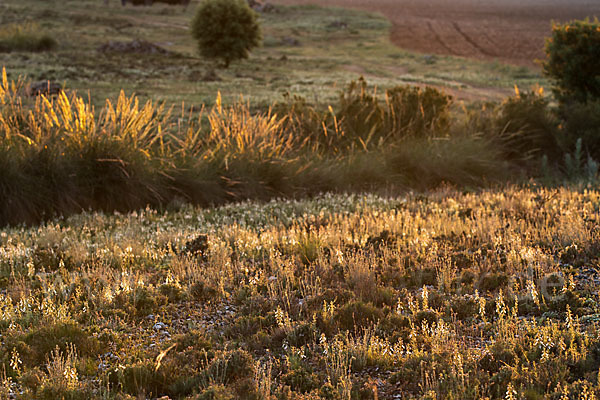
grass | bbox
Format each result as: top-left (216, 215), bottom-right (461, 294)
top-left (2, 187), bottom-right (600, 398)
top-left (0, 0), bottom-right (547, 108)
top-left (0, 0), bottom-right (599, 398)
top-left (0, 69), bottom-right (515, 226)
top-left (0, 23), bottom-right (56, 53)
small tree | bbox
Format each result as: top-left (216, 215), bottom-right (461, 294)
top-left (543, 18), bottom-right (600, 104)
top-left (191, 0), bottom-right (261, 68)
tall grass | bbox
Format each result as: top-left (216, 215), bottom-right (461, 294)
top-left (0, 69), bottom-right (508, 226)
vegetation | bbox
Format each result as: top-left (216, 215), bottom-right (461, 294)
top-left (0, 23), bottom-right (56, 53)
top-left (1, 0), bottom-right (600, 397)
top-left (0, 69), bottom-right (518, 226)
top-left (0, 0), bottom-right (544, 107)
top-left (191, 0), bottom-right (262, 68)
top-left (543, 18), bottom-right (600, 104)
top-left (543, 18), bottom-right (600, 159)
top-left (1, 188), bottom-right (600, 399)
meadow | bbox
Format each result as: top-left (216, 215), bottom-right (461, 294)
top-left (2, 187), bottom-right (600, 399)
top-left (1, 0), bottom-right (600, 398)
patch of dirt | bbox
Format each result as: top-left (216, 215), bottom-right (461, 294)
top-left (273, 0), bottom-right (600, 67)
top-left (97, 39), bottom-right (172, 54)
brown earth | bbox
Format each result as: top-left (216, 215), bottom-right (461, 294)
top-left (273, 0), bottom-right (600, 67)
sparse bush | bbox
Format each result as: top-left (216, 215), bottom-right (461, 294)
top-left (495, 89), bottom-right (560, 159)
top-left (190, 0), bottom-right (261, 68)
top-left (385, 84), bottom-right (452, 137)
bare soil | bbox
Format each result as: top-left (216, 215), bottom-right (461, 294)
top-left (273, 0), bottom-right (600, 67)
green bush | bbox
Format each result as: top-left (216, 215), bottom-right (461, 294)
top-left (338, 78), bottom-right (452, 143)
top-left (190, 0), bottom-right (261, 68)
top-left (558, 99), bottom-right (600, 158)
top-left (543, 18), bottom-right (600, 103)
top-left (0, 23), bottom-right (56, 53)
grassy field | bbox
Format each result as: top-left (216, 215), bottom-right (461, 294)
top-left (2, 187), bottom-right (600, 399)
top-left (0, 0), bottom-right (545, 108)
top-left (1, 0), bottom-right (600, 399)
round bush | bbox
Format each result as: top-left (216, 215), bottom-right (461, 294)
top-left (191, 0), bottom-right (261, 68)
top-left (544, 18), bottom-right (600, 103)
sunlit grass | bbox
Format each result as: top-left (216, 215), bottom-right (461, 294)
top-left (1, 187), bottom-right (600, 398)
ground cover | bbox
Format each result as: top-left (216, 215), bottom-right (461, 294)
top-left (1, 0), bottom-right (599, 398)
top-left (1, 187), bottom-right (600, 398)
top-left (0, 0), bottom-right (546, 108)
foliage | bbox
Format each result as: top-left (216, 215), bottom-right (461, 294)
top-left (0, 23), bottom-right (56, 53)
top-left (494, 88), bottom-right (560, 159)
top-left (0, 70), bottom-right (507, 226)
top-left (190, 0), bottom-right (262, 68)
top-left (1, 188), bottom-right (600, 398)
top-left (543, 18), bottom-right (600, 103)
top-left (275, 77), bottom-right (452, 152)
top-left (558, 98), bottom-right (600, 158)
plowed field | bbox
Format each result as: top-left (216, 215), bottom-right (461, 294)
top-left (274, 0), bottom-right (600, 66)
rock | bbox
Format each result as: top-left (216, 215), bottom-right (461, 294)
top-left (183, 234), bottom-right (209, 256)
top-left (122, 0), bottom-right (190, 6)
top-left (327, 20), bottom-right (348, 30)
top-left (27, 81), bottom-right (62, 97)
top-left (153, 322), bottom-right (167, 331)
top-left (201, 69), bottom-right (221, 82)
top-left (282, 37), bottom-right (301, 47)
top-left (247, 0), bottom-right (275, 12)
top-left (423, 54), bottom-right (437, 64)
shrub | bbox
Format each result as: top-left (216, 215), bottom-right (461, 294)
top-left (23, 323), bottom-right (101, 366)
top-left (558, 99), bottom-right (600, 158)
top-left (543, 18), bottom-right (600, 103)
top-left (333, 301), bottom-right (383, 332)
top-left (338, 78), bottom-right (452, 144)
top-left (0, 23), bottom-right (56, 53)
top-left (275, 78), bottom-right (453, 153)
top-left (190, 0), bottom-right (261, 68)
top-left (384, 84), bottom-right (452, 138)
top-left (495, 89), bottom-right (560, 159)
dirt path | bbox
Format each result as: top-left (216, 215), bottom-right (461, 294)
top-left (273, 0), bottom-right (600, 67)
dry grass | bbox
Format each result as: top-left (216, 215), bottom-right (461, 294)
top-left (1, 187), bottom-right (600, 398)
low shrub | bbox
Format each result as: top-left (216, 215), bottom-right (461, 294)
top-left (0, 23), bottom-right (56, 53)
top-left (558, 99), bottom-right (600, 158)
top-left (275, 78), bottom-right (453, 153)
top-left (384, 84), bottom-right (452, 137)
top-left (495, 89), bottom-right (560, 159)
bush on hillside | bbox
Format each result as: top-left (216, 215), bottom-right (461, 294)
top-left (0, 23), bottom-right (56, 53)
top-left (543, 19), bottom-right (600, 159)
top-left (543, 18), bottom-right (600, 104)
top-left (190, 0), bottom-right (261, 68)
